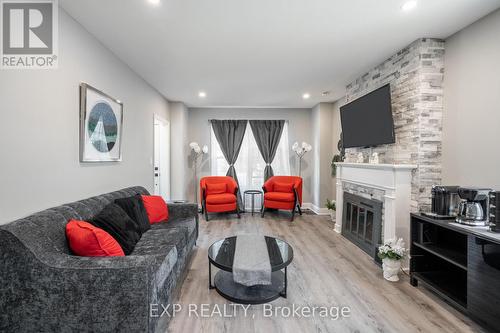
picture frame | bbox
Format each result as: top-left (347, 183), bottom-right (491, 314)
top-left (79, 83), bottom-right (123, 162)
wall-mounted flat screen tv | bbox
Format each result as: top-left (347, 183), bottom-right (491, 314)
top-left (340, 84), bottom-right (395, 148)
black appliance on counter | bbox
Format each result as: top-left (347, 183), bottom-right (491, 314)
top-left (456, 187), bottom-right (492, 226)
top-left (489, 191), bottom-right (500, 232)
top-left (422, 185), bottom-right (460, 219)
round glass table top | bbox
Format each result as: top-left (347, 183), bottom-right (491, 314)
top-left (208, 235), bottom-right (293, 272)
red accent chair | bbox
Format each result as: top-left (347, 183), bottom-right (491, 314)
top-left (262, 176), bottom-right (303, 221)
top-left (200, 176), bottom-right (240, 221)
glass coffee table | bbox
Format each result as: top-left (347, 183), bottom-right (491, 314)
top-left (208, 236), bottom-right (293, 304)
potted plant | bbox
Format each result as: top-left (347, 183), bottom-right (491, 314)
top-left (378, 238), bottom-right (407, 282)
top-left (325, 199), bottom-right (336, 221)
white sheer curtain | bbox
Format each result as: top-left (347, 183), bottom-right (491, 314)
top-left (211, 122), bottom-right (290, 210)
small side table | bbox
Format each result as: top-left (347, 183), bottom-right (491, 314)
top-left (243, 190), bottom-right (263, 216)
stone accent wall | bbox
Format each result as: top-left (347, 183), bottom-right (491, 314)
top-left (344, 38), bottom-right (445, 212)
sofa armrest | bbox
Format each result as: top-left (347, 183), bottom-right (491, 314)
top-left (168, 203), bottom-right (198, 220)
top-left (0, 230), bottom-right (169, 332)
top-left (168, 203), bottom-right (199, 240)
top-left (263, 179), bottom-right (273, 192)
top-left (225, 178), bottom-right (238, 194)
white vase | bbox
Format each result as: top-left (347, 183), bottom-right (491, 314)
top-left (382, 258), bottom-right (401, 282)
top-left (330, 211), bottom-right (335, 222)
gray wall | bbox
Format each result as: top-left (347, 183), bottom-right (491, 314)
top-left (0, 10), bottom-right (170, 224)
top-left (442, 9), bottom-right (500, 190)
top-left (169, 102), bottom-right (190, 200)
top-left (187, 108), bottom-right (313, 203)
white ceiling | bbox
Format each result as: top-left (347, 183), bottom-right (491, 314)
top-left (60, 0), bottom-right (500, 108)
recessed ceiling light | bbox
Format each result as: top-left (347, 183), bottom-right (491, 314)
top-left (148, 0), bottom-right (160, 6)
top-left (302, 93), bottom-right (310, 99)
top-left (322, 91), bottom-right (331, 97)
top-left (198, 91), bottom-right (207, 98)
top-left (401, 0), bottom-right (417, 12)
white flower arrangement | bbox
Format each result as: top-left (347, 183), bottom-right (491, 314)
top-left (292, 141), bottom-right (312, 157)
top-left (378, 238), bottom-right (407, 261)
top-left (292, 141), bottom-right (312, 177)
top-left (189, 142), bottom-right (208, 156)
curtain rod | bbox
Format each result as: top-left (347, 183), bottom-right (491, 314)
top-left (207, 119), bottom-right (289, 123)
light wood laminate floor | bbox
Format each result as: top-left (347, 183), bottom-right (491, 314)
top-left (168, 211), bottom-right (484, 333)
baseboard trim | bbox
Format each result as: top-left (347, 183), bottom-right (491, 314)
top-left (302, 203), bottom-right (330, 215)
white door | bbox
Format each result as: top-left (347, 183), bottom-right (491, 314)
top-left (153, 115), bottom-right (170, 200)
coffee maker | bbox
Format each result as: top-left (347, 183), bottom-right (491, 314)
top-left (423, 185), bottom-right (460, 219)
top-left (456, 187), bottom-right (492, 226)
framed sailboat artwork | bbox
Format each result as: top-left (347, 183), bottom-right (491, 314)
top-left (79, 83), bottom-right (123, 162)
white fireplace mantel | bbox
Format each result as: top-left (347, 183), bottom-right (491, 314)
top-left (334, 162), bottom-right (417, 247)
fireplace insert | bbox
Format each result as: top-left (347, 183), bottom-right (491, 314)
top-left (342, 192), bottom-right (383, 261)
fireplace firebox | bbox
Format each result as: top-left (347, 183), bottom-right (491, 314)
top-left (342, 192), bottom-right (383, 261)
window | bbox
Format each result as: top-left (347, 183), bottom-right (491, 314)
top-left (211, 122), bottom-right (290, 209)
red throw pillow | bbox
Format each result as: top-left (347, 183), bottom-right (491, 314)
top-left (274, 182), bottom-right (294, 193)
top-left (206, 183), bottom-right (227, 195)
top-left (141, 195), bottom-right (169, 224)
top-left (66, 220), bottom-right (124, 257)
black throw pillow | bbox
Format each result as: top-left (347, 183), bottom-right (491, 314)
top-left (91, 203), bottom-right (141, 255)
top-left (115, 195), bottom-right (151, 235)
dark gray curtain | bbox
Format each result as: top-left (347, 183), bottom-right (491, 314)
top-left (211, 120), bottom-right (248, 210)
top-left (249, 120), bottom-right (285, 181)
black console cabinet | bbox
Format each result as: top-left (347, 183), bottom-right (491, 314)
top-left (410, 214), bottom-right (500, 331)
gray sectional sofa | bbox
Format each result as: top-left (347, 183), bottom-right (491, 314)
top-left (0, 186), bottom-right (198, 332)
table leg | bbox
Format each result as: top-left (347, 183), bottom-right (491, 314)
top-left (280, 266), bottom-right (288, 298)
top-left (251, 194), bottom-right (255, 216)
top-left (260, 193), bottom-right (264, 214)
top-left (209, 261), bottom-right (215, 289)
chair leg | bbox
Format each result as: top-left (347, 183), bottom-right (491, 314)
top-left (237, 211), bottom-right (241, 219)
top-left (291, 207), bottom-right (295, 222)
top-left (205, 210), bottom-right (209, 221)
top-left (261, 207), bottom-right (265, 218)
top-left (297, 205), bottom-right (302, 215)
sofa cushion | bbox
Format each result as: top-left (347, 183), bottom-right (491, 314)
top-left (24, 210), bottom-right (71, 254)
top-left (133, 228), bottom-right (186, 258)
top-left (206, 193), bottom-right (236, 205)
top-left (141, 195), bottom-right (169, 223)
top-left (206, 183), bottom-right (227, 195)
top-left (151, 217), bottom-right (196, 239)
top-left (115, 195), bottom-right (151, 235)
top-left (274, 182), bottom-right (294, 193)
top-left (265, 192), bottom-right (294, 202)
top-left (66, 220), bottom-right (125, 257)
top-left (91, 203), bottom-right (141, 255)
top-left (206, 203), bottom-right (237, 213)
